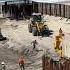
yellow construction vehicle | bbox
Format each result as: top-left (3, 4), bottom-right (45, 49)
top-left (28, 13), bottom-right (52, 36)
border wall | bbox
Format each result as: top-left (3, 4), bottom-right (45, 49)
top-left (42, 55), bottom-right (70, 70)
top-left (32, 1), bottom-right (70, 18)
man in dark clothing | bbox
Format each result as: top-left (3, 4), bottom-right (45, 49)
top-left (31, 40), bottom-right (38, 50)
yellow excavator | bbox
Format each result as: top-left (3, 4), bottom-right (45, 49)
top-left (28, 13), bottom-right (51, 36)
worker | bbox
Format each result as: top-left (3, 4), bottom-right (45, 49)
top-left (59, 28), bottom-right (64, 37)
top-left (31, 40), bottom-right (38, 50)
top-left (54, 35), bottom-right (62, 58)
top-left (1, 61), bottom-right (6, 70)
top-left (54, 28), bottom-right (65, 58)
top-left (18, 56), bottom-right (25, 70)
top-left (54, 35), bottom-right (62, 50)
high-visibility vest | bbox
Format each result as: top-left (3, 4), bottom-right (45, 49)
top-left (19, 59), bottom-right (24, 65)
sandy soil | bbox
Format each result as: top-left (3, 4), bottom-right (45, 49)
top-left (0, 15), bottom-right (70, 70)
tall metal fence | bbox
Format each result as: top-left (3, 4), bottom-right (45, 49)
top-left (32, 1), bottom-right (70, 18)
top-left (42, 55), bottom-right (70, 70)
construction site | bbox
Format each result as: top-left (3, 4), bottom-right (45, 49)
top-left (0, 0), bottom-right (70, 70)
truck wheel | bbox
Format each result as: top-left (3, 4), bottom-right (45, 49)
top-left (28, 24), bottom-right (32, 33)
top-left (32, 27), bottom-right (37, 36)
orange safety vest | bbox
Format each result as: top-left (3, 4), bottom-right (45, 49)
top-left (19, 59), bottom-right (24, 65)
top-left (55, 35), bottom-right (62, 49)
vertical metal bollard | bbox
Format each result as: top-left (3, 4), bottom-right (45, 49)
top-left (55, 61), bottom-right (60, 70)
top-left (65, 60), bottom-right (69, 70)
top-left (68, 59), bottom-right (70, 70)
top-left (42, 55), bottom-right (45, 70)
top-left (60, 62), bottom-right (63, 70)
top-left (45, 58), bottom-right (48, 70)
top-left (48, 59), bottom-right (51, 70)
top-left (52, 61), bottom-right (58, 70)
top-left (60, 58), bottom-right (66, 70)
top-left (50, 59), bottom-right (53, 70)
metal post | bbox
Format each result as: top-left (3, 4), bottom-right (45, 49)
top-left (0, 4), bottom-right (3, 17)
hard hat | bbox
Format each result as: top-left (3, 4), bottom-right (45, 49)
top-left (1, 61), bottom-right (5, 65)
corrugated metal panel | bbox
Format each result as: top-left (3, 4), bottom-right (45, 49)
top-left (55, 1), bottom-right (70, 6)
top-left (42, 55), bottom-right (70, 70)
top-left (61, 4), bottom-right (65, 17)
top-left (51, 3), bottom-right (55, 15)
top-left (54, 4), bottom-right (57, 16)
top-left (45, 3), bottom-right (49, 15)
top-left (56, 4), bottom-right (61, 16)
top-left (65, 5), bottom-right (70, 18)
top-left (47, 3), bottom-right (51, 15)
top-left (33, 2), bottom-right (70, 18)
top-left (33, 2), bottom-right (38, 13)
top-left (38, 3), bottom-right (41, 13)
top-left (38, 2), bottom-right (41, 13)
top-left (42, 3), bottom-right (46, 14)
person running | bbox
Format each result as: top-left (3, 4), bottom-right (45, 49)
top-left (18, 56), bottom-right (25, 70)
top-left (31, 40), bottom-right (38, 50)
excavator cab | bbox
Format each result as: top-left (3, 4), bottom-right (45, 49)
top-left (32, 13), bottom-right (42, 23)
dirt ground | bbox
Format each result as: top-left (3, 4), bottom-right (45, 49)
top-left (0, 15), bottom-right (70, 70)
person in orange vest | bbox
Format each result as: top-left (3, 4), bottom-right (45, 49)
top-left (55, 35), bottom-right (62, 50)
top-left (18, 56), bottom-right (25, 70)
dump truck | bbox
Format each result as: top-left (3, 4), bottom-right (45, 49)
top-left (28, 13), bottom-right (52, 36)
